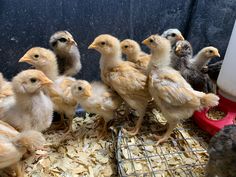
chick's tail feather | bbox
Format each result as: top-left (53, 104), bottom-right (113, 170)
top-left (13, 130), bottom-right (45, 152)
top-left (200, 93), bottom-right (219, 109)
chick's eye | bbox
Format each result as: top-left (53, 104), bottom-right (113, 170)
top-left (78, 86), bottom-right (82, 90)
top-left (30, 78), bottom-right (37, 83)
top-left (101, 42), bottom-right (106, 45)
top-left (209, 50), bottom-right (213, 53)
top-left (34, 54), bottom-right (39, 58)
top-left (171, 33), bottom-right (176, 37)
top-left (149, 39), bottom-right (154, 43)
top-left (52, 41), bottom-right (57, 47)
top-left (59, 38), bottom-right (67, 42)
top-left (124, 45), bottom-right (129, 48)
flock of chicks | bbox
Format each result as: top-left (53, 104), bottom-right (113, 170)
top-left (0, 29), bottom-right (221, 176)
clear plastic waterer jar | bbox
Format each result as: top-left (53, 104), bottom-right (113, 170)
top-left (194, 20), bottom-right (236, 136)
top-left (217, 20), bottom-right (236, 101)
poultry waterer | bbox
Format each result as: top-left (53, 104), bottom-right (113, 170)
top-left (194, 20), bottom-right (236, 136)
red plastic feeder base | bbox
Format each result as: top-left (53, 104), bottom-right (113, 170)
top-left (194, 93), bottom-right (236, 136)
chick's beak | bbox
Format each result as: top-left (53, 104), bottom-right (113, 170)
top-left (142, 38), bottom-right (149, 45)
top-left (40, 77), bottom-right (53, 86)
top-left (83, 89), bottom-right (91, 97)
top-left (19, 56), bottom-right (32, 63)
top-left (175, 45), bottom-right (182, 53)
top-left (177, 35), bottom-right (185, 41)
top-left (215, 51), bottom-right (221, 57)
top-left (88, 42), bottom-right (97, 49)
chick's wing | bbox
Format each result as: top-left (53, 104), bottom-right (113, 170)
top-left (100, 91), bottom-right (121, 111)
top-left (107, 62), bottom-right (148, 98)
top-left (0, 82), bottom-right (13, 99)
top-left (150, 68), bottom-right (196, 106)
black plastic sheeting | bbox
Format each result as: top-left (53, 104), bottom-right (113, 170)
top-left (0, 0), bottom-right (235, 81)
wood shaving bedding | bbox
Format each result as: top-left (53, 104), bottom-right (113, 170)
top-left (0, 109), bottom-right (210, 177)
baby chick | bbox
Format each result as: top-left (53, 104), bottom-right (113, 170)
top-left (49, 30), bottom-right (82, 76)
top-left (161, 28), bottom-right (184, 46)
top-left (0, 69), bottom-right (54, 132)
top-left (143, 35), bottom-right (219, 145)
top-left (48, 76), bottom-right (78, 138)
top-left (206, 125), bottom-right (236, 177)
top-left (70, 80), bottom-right (122, 138)
top-left (0, 120), bottom-right (45, 177)
top-left (0, 73), bottom-right (13, 98)
top-left (89, 34), bottom-right (151, 135)
top-left (202, 60), bottom-right (223, 83)
top-left (190, 46), bottom-right (220, 70)
top-left (171, 40), bottom-right (193, 70)
top-left (19, 47), bottom-right (77, 134)
top-left (0, 73), bottom-right (15, 116)
top-left (172, 41), bottom-right (214, 93)
top-left (121, 39), bottom-right (150, 68)
top-left (19, 47), bottom-right (58, 81)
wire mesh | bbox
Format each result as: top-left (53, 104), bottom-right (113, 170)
top-left (115, 119), bottom-right (210, 177)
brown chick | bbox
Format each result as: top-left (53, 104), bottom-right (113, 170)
top-left (121, 39), bottom-right (150, 68)
top-left (49, 30), bottom-right (82, 76)
top-left (171, 41), bottom-right (214, 93)
top-left (161, 28), bottom-right (185, 47)
top-left (89, 34), bottom-right (151, 135)
top-left (190, 46), bottom-right (220, 70)
top-left (143, 35), bottom-right (219, 145)
top-left (70, 80), bottom-right (122, 138)
top-left (0, 69), bottom-right (54, 132)
top-left (19, 47), bottom-right (77, 135)
top-left (0, 120), bottom-right (45, 177)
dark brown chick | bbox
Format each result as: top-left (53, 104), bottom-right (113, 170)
top-left (49, 31), bottom-right (82, 76)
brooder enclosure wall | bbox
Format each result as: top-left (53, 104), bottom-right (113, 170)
top-left (0, 0), bottom-right (235, 80)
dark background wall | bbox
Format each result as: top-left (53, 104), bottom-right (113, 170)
top-left (0, 0), bottom-right (235, 81)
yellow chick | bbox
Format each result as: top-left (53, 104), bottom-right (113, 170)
top-left (49, 76), bottom-right (79, 139)
top-left (19, 47), bottom-right (58, 81)
top-left (19, 47), bottom-right (77, 134)
top-left (0, 73), bottom-right (15, 116)
top-left (49, 31), bottom-right (82, 76)
top-left (143, 35), bottom-right (219, 144)
top-left (0, 73), bottom-right (13, 98)
top-left (89, 34), bottom-right (151, 135)
top-left (121, 39), bottom-right (150, 68)
top-left (0, 120), bottom-right (45, 177)
top-left (190, 46), bottom-right (220, 70)
top-left (70, 80), bottom-right (122, 138)
top-left (0, 69), bottom-right (54, 132)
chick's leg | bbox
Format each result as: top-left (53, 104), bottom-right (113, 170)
top-left (154, 120), bottom-right (178, 145)
top-left (123, 104), bottom-right (147, 136)
top-left (60, 116), bottom-right (74, 142)
top-left (12, 162), bottom-right (24, 177)
top-left (64, 116), bottom-right (73, 134)
top-left (48, 113), bottom-right (66, 131)
top-left (60, 113), bottom-right (66, 126)
top-left (94, 115), bottom-right (104, 129)
top-left (97, 119), bottom-right (108, 139)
